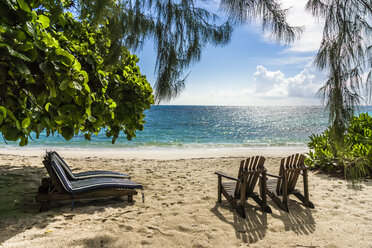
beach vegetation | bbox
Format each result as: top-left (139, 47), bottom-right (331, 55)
top-left (307, 113), bottom-right (372, 181)
top-left (0, 0), bottom-right (154, 146)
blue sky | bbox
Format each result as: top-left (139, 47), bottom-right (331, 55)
top-left (137, 0), bottom-right (326, 106)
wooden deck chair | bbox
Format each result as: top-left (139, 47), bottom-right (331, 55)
top-left (266, 154), bottom-right (315, 212)
top-left (35, 152), bottom-right (143, 211)
top-left (215, 156), bottom-right (271, 218)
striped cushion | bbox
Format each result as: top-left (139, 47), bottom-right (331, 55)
top-left (51, 151), bottom-right (130, 179)
top-left (50, 160), bottom-right (74, 193)
top-left (70, 177), bottom-right (143, 193)
top-left (49, 158), bottom-right (142, 194)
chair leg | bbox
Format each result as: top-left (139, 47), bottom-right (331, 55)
top-left (266, 189), bottom-right (288, 212)
top-left (252, 194), bottom-right (272, 213)
top-left (236, 204), bottom-right (246, 218)
top-left (303, 169), bottom-right (310, 206)
top-left (293, 192), bottom-right (315, 208)
top-left (282, 171), bottom-right (289, 212)
top-left (238, 175), bottom-right (247, 218)
top-left (217, 175), bottom-right (222, 203)
top-left (224, 192), bottom-right (246, 218)
top-left (260, 172), bottom-right (271, 213)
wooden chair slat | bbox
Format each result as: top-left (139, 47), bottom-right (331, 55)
top-left (244, 157), bottom-right (250, 171)
top-left (234, 161), bottom-right (244, 198)
top-left (248, 156), bottom-right (265, 193)
top-left (216, 156), bottom-right (271, 218)
top-left (276, 158), bottom-right (285, 194)
top-left (288, 154), bottom-right (305, 191)
top-left (247, 173), bottom-right (259, 194)
top-left (266, 154), bottom-right (314, 212)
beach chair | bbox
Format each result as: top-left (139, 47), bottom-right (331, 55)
top-left (266, 154), bottom-right (315, 212)
top-left (215, 156), bottom-right (271, 218)
top-left (35, 152), bottom-right (143, 211)
top-left (51, 151), bottom-right (131, 180)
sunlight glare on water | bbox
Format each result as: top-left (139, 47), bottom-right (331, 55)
top-left (1, 106), bottom-right (371, 149)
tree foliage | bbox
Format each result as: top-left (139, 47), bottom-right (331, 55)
top-left (306, 0), bottom-right (372, 141)
top-left (72, 0), bottom-right (302, 102)
top-left (0, 0), bottom-right (154, 146)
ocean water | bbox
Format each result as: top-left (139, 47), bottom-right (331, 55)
top-left (1, 105), bottom-right (371, 149)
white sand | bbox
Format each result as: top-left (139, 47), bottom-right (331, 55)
top-left (0, 146), bottom-right (308, 159)
top-left (0, 148), bottom-right (371, 248)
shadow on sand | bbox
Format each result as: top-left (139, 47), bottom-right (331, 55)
top-left (210, 202), bottom-right (268, 243)
top-left (271, 200), bottom-right (316, 235)
top-left (210, 199), bottom-right (316, 244)
top-left (314, 172), bottom-right (372, 190)
top-left (0, 164), bottom-right (136, 245)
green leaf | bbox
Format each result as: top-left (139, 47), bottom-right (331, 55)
top-left (69, 81), bottom-right (82, 91)
top-left (41, 33), bottom-right (59, 48)
top-left (19, 137), bottom-right (28, 146)
top-left (80, 70), bottom-right (89, 84)
top-left (55, 48), bottom-right (74, 66)
top-left (21, 117), bottom-right (30, 128)
top-left (45, 102), bottom-right (51, 112)
top-left (72, 60), bottom-right (81, 72)
top-left (18, 42), bottom-right (33, 51)
top-left (25, 22), bottom-right (36, 36)
top-left (6, 109), bottom-right (17, 122)
top-left (17, 0), bottom-right (31, 12)
top-left (14, 30), bottom-right (27, 42)
top-left (59, 78), bottom-right (70, 90)
top-left (7, 46), bottom-right (31, 61)
top-left (84, 83), bottom-right (91, 93)
top-left (85, 107), bottom-right (91, 116)
top-left (47, 81), bottom-right (57, 98)
top-left (88, 115), bottom-right (97, 123)
top-left (89, 37), bottom-right (95, 44)
top-left (61, 126), bottom-right (74, 140)
top-left (0, 106), bottom-right (6, 118)
top-left (37, 15), bottom-right (50, 29)
top-left (109, 102), bottom-right (117, 108)
top-left (14, 60), bottom-right (30, 74)
top-left (0, 115), bottom-right (3, 125)
top-left (15, 120), bottom-right (21, 129)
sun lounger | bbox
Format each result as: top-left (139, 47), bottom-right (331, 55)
top-left (266, 154), bottom-right (315, 212)
top-left (215, 156), bottom-right (271, 218)
top-left (51, 151), bottom-right (130, 180)
top-left (35, 152), bottom-right (143, 211)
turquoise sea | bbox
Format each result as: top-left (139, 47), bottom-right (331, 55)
top-left (1, 106), bottom-right (371, 149)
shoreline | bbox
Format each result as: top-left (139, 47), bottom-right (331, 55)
top-left (0, 146), bottom-right (309, 159)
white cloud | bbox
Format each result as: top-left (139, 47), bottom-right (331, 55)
top-left (264, 56), bottom-right (315, 66)
top-left (168, 64), bottom-right (325, 106)
top-left (248, 0), bottom-right (324, 53)
top-left (253, 64), bottom-right (323, 98)
top-left (281, 0), bottom-right (324, 52)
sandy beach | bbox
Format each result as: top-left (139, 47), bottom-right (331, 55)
top-left (0, 148), bottom-right (371, 248)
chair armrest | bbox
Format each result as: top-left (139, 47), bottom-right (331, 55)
top-left (215, 171), bottom-right (239, 181)
top-left (266, 173), bottom-right (283, 179)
